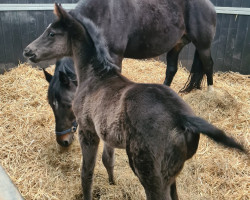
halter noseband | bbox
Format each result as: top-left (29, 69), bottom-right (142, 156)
top-left (55, 121), bottom-right (78, 136)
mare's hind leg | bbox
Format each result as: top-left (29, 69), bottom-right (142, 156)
top-left (78, 130), bottom-right (100, 200)
top-left (181, 47), bottom-right (214, 93)
top-left (102, 143), bottom-right (115, 184)
top-left (197, 48), bottom-right (214, 91)
top-left (164, 36), bottom-right (190, 86)
top-left (180, 50), bottom-right (204, 92)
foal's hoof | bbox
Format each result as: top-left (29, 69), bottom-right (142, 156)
top-left (109, 179), bottom-right (116, 185)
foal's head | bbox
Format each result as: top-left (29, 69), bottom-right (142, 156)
top-left (23, 4), bottom-right (87, 63)
top-left (44, 58), bottom-right (77, 147)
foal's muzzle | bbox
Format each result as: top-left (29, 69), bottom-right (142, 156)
top-left (23, 48), bottom-right (37, 62)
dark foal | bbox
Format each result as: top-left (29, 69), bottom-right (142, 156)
top-left (43, 57), bottom-right (77, 147)
top-left (24, 5), bottom-right (245, 200)
top-left (24, 0), bottom-right (216, 92)
top-left (43, 58), bottom-right (115, 184)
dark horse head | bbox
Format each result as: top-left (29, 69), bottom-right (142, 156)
top-left (43, 57), bottom-right (77, 147)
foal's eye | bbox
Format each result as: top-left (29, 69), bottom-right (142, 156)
top-left (49, 32), bottom-right (55, 37)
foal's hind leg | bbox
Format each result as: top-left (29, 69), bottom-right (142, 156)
top-left (170, 180), bottom-right (179, 200)
top-left (78, 130), bottom-right (100, 200)
top-left (102, 143), bottom-right (115, 184)
top-left (126, 143), bottom-right (169, 200)
top-left (164, 36), bottom-right (190, 86)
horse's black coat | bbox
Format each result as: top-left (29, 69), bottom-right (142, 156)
top-left (24, 4), bottom-right (245, 200)
top-left (24, 0), bottom-right (216, 92)
top-left (43, 57), bottom-right (77, 147)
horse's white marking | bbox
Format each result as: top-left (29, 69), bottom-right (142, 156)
top-left (47, 23), bottom-right (52, 29)
top-left (53, 100), bottom-right (58, 110)
top-left (45, 23), bottom-right (52, 32)
top-left (208, 85), bottom-right (214, 92)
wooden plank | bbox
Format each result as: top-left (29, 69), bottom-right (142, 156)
top-left (0, 11), bottom-right (15, 64)
top-left (27, 0), bottom-right (38, 56)
top-left (232, 0), bottom-right (242, 7)
top-left (221, 0), bottom-right (233, 71)
top-left (19, 0), bottom-right (30, 65)
top-left (11, 10), bottom-right (24, 64)
top-left (223, 15), bottom-right (238, 71)
top-left (216, 0), bottom-right (225, 7)
top-left (240, 17), bottom-right (250, 75)
top-left (231, 15), bottom-right (248, 72)
top-left (212, 13), bottom-right (222, 72)
top-left (223, 0), bottom-right (242, 71)
top-left (0, 165), bottom-right (24, 200)
top-left (215, 14), bottom-right (230, 71)
top-left (0, 12), bottom-right (6, 64)
top-left (240, 0), bottom-right (250, 74)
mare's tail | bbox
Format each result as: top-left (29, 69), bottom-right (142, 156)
top-left (180, 50), bottom-right (204, 93)
top-left (181, 115), bottom-right (246, 153)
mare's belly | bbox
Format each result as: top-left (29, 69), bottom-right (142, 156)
top-left (124, 27), bottom-right (184, 59)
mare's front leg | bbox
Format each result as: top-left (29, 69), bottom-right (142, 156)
top-left (102, 143), bottom-right (115, 184)
top-left (78, 129), bottom-right (100, 200)
top-left (164, 36), bottom-right (190, 86)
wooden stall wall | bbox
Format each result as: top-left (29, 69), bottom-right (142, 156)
top-left (0, 0), bottom-right (250, 74)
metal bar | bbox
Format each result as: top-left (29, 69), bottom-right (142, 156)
top-left (215, 7), bottom-right (250, 15)
top-left (0, 4), bottom-right (250, 15)
top-left (0, 4), bottom-right (77, 11)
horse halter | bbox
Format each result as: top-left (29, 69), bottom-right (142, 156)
top-left (55, 121), bottom-right (78, 136)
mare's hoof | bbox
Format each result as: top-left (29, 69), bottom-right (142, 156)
top-left (207, 85), bottom-right (214, 92)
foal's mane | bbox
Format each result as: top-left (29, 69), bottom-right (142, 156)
top-left (69, 11), bottom-right (120, 74)
top-left (56, 57), bottom-right (76, 82)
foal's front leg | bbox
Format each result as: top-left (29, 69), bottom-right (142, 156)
top-left (102, 143), bottom-right (115, 184)
top-left (79, 130), bottom-right (100, 200)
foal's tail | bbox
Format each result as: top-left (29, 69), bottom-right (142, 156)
top-left (181, 115), bottom-right (246, 153)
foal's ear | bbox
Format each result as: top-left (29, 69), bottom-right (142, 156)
top-left (43, 69), bottom-right (53, 83)
top-left (54, 3), bottom-right (69, 21)
top-left (59, 71), bottom-right (70, 86)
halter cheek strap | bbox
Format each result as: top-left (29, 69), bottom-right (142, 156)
top-left (55, 121), bottom-right (78, 136)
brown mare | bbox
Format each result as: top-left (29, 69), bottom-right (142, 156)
top-left (23, 4), bottom-right (245, 200)
top-left (24, 0), bottom-right (217, 92)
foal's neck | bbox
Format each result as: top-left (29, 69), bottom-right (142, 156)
top-left (72, 39), bottom-right (94, 82)
top-left (69, 16), bottom-right (120, 87)
top-left (71, 37), bottom-right (118, 89)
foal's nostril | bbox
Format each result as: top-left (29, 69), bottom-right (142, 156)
top-left (63, 140), bottom-right (69, 147)
top-left (23, 48), bottom-right (35, 58)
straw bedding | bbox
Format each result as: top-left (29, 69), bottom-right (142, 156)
top-left (0, 59), bottom-right (249, 200)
